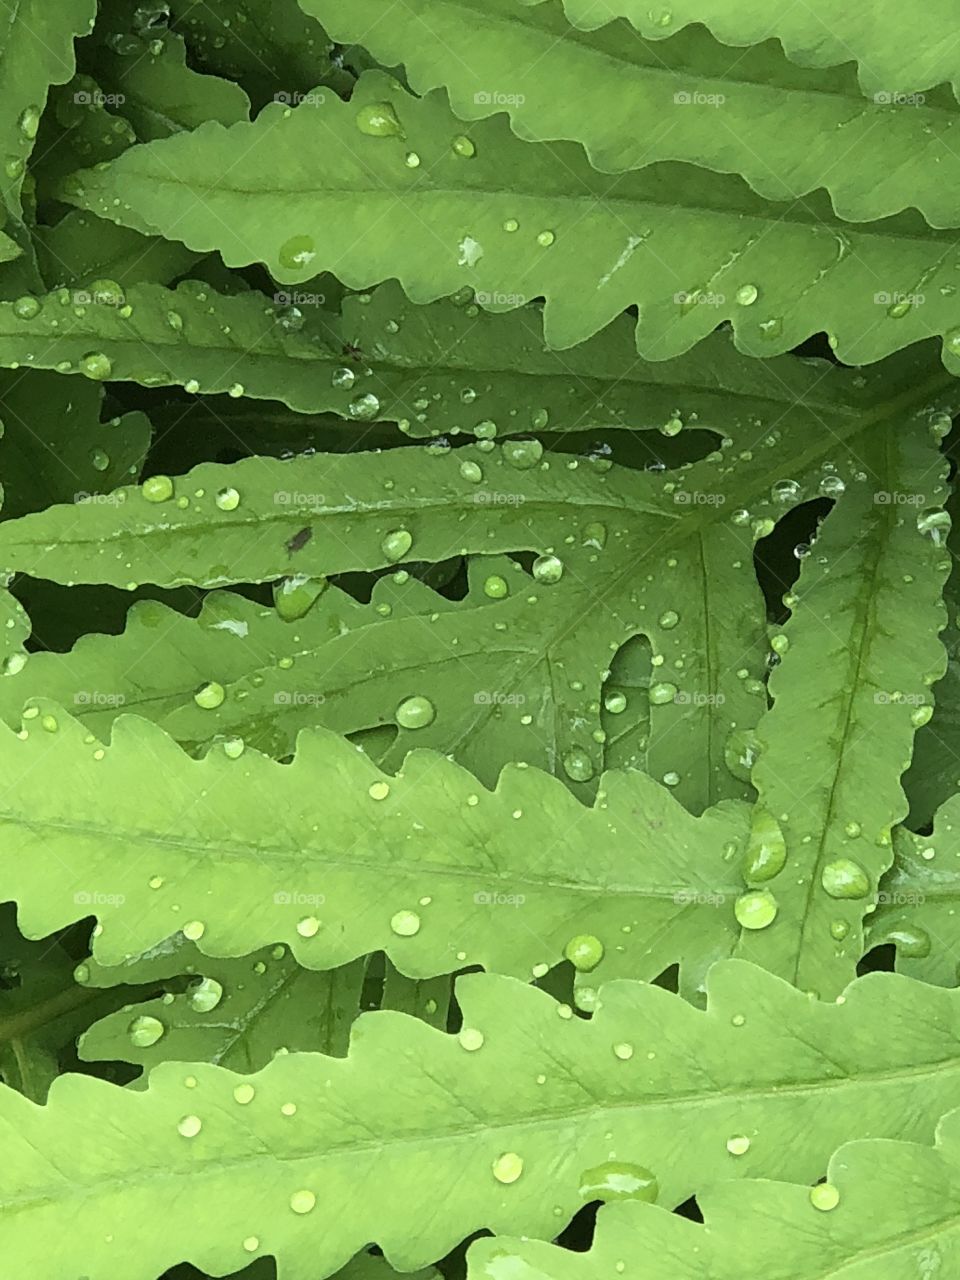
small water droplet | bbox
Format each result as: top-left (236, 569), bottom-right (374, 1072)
top-left (810, 1183), bottom-right (840, 1211)
top-left (458, 1027), bottom-right (484, 1051)
top-left (382, 529), bottom-right (413, 561)
top-left (736, 284), bottom-right (759, 306)
top-left (142, 475), bottom-right (174, 503)
top-left (289, 1189), bottom-right (317, 1214)
top-left (216, 487), bottom-right (240, 512)
top-left (532, 555), bottom-right (563, 584)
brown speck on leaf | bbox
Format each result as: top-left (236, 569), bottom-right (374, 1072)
top-left (286, 527), bottom-right (313, 554)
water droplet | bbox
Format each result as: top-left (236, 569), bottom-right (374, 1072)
top-left (821, 859), bottom-right (870, 899)
top-left (396, 695), bottom-right (435, 729)
top-left (613, 1042), bottom-right (633, 1060)
top-left (810, 1183), bottom-right (840, 1212)
top-left (233, 1083), bottom-right (256, 1105)
top-left (368, 781), bottom-right (390, 801)
top-left (183, 920), bottom-right (205, 942)
top-left (189, 977), bottom-right (223, 1012)
top-left (458, 1027), bottom-right (484, 1051)
top-left (830, 919), bottom-right (849, 941)
top-left (726, 1135), bottom-right (751, 1156)
top-left (887, 298), bottom-right (912, 319)
top-left (742, 809), bottom-right (786, 881)
top-left (452, 134), bottom-right (476, 158)
top-left (911, 705), bottom-right (933, 727)
top-left (385, 905), bottom-right (422, 940)
top-left (885, 925), bottom-right (931, 958)
top-left (917, 509), bottom-right (950, 545)
top-left (502, 438), bottom-right (543, 469)
top-left (492, 1152), bottom-right (524, 1184)
top-left (348, 392), bottom-right (381, 421)
top-left (562, 748), bottom-right (595, 783)
top-left (129, 1015), bottom-right (164, 1047)
top-left (725, 727), bottom-right (761, 785)
top-left (356, 102), bottom-right (403, 137)
top-left (459, 459), bottom-right (483, 483)
top-left (404, 151), bottom-right (420, 168)
top-left (532, 554), bottom-right (563, 584)
top-left (771, 479), bottom-right (801, 504)
top-left (483, 575), bottom-right (508, 599)
top-left (734, 889), bottom-right (778, 930)
top-left (13, 295), bottom-right (40, 320)
top-left (331, 366), bottom-right (356, 390)
top-left (243, 1237), bottom-right (259, 1253)
top-left (648, 682), bottom-right (678, 705)
top-left (142, 475), bottom-right (174, 503)
top-left (290, 1189), bottom-right (317, 1214)
top-left (578, 1162), bottom-right (657, 1203)
top-left (537, 230), bottom-right (556, 247)
top-left (80, 352), bottom-right (112, 381)
top-left (18, 105), bottom-right (40, 140)
top-left (382, 529), bottom-right (413, 561)
top-left (216, 487), bottom-right (240, 512)
top-left (604, 691), bottom-right (627, 714)
top-left (278, 235), bottom-right (316, 271)
top-left (177, 1114), bottom-right (202, 1138)
top-left (296, 917), bottom-right (320, 938)
top-left (564, 934), bottom-right (604, 971)
top-left (194, 681), bottom-right (225, 710)
top-left (819, 474), bottom-right (846, 498)
top-left (736, 284), bottom-right (759, 306)
top-left (660, 416), bottom-right (682, 437)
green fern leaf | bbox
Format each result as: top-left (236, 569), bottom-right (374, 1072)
top-left (0, 0), bottom-right (96, 219)
top-left (303, 0), bottom-right (960, 223)
top-left (78, 944), bottom-right (366, 1074)
top-left (2, 961), bottom-right (960, 1274)
top-left (0, 705), bottom-right (746, 995)
top-left (468, 1108), bottom-right (960, 1279)
top-left (551, 0), bottom-right (960, 98)
top-left (736, 406), bottom-right (951, 997)
top-left (56, 70), bottom-right (960, 359)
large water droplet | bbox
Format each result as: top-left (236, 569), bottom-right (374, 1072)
top-left (885, 925), bottom-right (931, 958)
top-left (177, 1114), bottom-right (202, 1138)
top-left (810, 1183), bottom-right (840, 1212)
top-left (348, 392), bottom-right (381, 421)
top-left (725, 728), bottom-right (761, 785)
top-left (564, 934), bottom-right (604, 971)
top-left (80, 351), bottom-right (112, 381)
top-left (532, 555), bottom-right (563, 584)
top-left (734, 889), bottom-right (778, 930)
top-left (648, 682), bottom-right (678, 705)
top-left (390, 909), bottom-right (421, 937)
top-left (194, 681), bottom-right (225, 710)
top-left (356, 102), bottom-right (403, 137)
top-left (129, 1015), bottom-right (165, 1047)
top-left (562, 748), bottom-right (595, 783)
top-left (502, 439), bottom-right (543, 469)
top-left (289, 1189), bottom-right (317, 1214)
top-left (821, 859), bottom-right (870, 899)
top-left (396, 695), bottom-right (435, 729)
top-left (742, 808), bottom-right (786, 881)
top-left (331, 366), bottom-right (356, 390)
top-left (278, 235), bottom-right (316, 271)
top-left (216, 487), bottom-right (240, 512)
top-left (142, 475), bottom-right (174, 503)
top-left (382, 529), bottom-right (413, 561)
top-left (492, 1152), bottom-right (524, 1184)
top-left (189, 977), bottom-right (223, 1012)
top-left (578, 1162), bottom-right (657, 1203)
